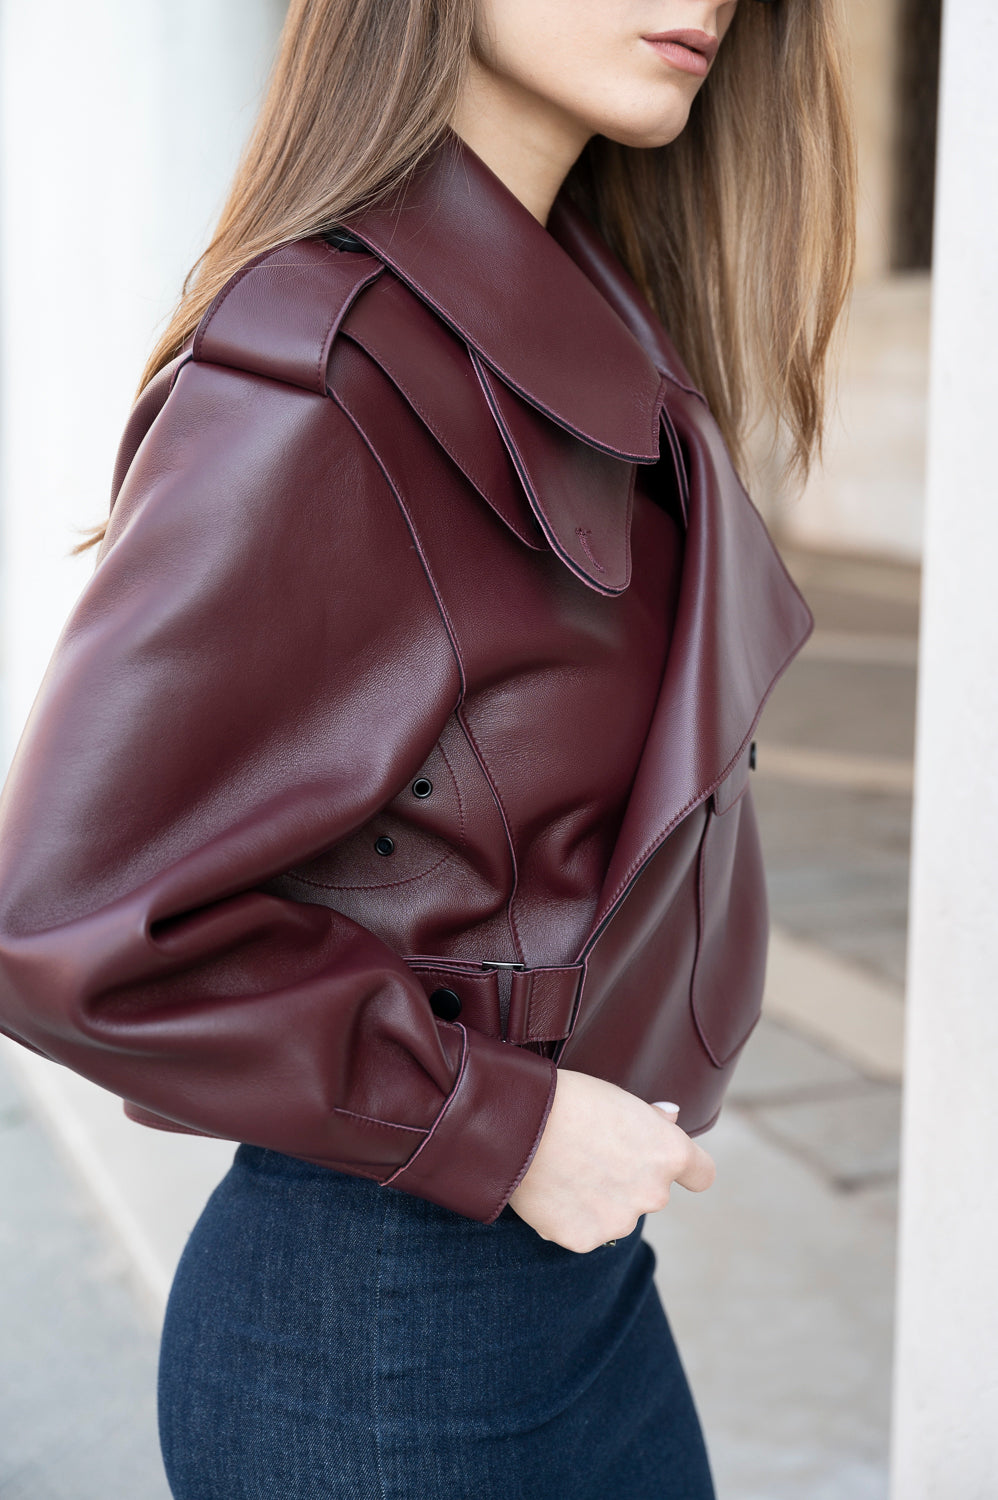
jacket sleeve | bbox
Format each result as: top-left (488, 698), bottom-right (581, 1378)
top-left (0, 355), bottom-right (556, 1224)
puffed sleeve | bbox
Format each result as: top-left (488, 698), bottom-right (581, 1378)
top-left (0, 354), bottom-right (556, 1224)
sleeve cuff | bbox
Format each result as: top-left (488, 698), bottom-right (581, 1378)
top-left (381, 1023), bottom-right (557, 1223)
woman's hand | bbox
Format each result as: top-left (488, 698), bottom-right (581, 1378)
top-left (507, 1068), bottom-right (716, 1253)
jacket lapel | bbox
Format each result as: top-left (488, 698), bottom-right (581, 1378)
top-left (547, 192), bottom-right (702, 400)
top-left (590, 382), bottom-right (815, 937)
top-left (340, 132), bottom-right (666, 595)
top-left (341, 128), bottom-right (664, 464)
top-left (337, 266), bottom-right (639, 593)
top-left (343, 132), bottom-right (814, 933)
top-left (547, 195), bottom-right (816, 937)
top-left (472, 354), bottom-right (637, 594)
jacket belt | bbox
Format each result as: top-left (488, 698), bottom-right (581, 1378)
top-left (406, 958), bottom-right (586, 1045)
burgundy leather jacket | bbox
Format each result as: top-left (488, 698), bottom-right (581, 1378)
top-left (0, 132), bottom-right (812, 1224)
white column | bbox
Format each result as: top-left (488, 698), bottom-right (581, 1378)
top-left (890, 4), bottom-right (998, 1495)
top-left (0, 0), bottom-right (287, 764)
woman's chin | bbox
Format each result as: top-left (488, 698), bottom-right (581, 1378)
top-left (586, 99), bottom-right (694, 152)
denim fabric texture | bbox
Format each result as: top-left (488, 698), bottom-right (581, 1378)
top-left (158, 1143), bottom-right (716, 1499)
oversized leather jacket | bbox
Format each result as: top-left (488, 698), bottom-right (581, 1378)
top-left (0, 131), bottom-right (812, 1224)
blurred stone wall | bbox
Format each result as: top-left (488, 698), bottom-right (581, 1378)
top-left (762, 0), bottom-right (937, 565)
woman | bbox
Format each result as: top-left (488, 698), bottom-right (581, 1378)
top-left (0, 0), bottom-right (854, 1495)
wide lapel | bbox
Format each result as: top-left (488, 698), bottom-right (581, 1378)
top-left (548, 195), bottom-right (815, 938)
top-left (341, 128), bottom-right (664, 461)
top-left (472, 353), bottom-right (636, 593)
top-left (343, 133), bottom-right (814, 933)
top-left (340, 131), bottom-right (670, 594)
top-left (593, 386), bottom-right (815, 935)
top-left (548, 193), bottom-right (703, 399)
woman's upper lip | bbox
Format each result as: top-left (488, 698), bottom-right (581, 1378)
top-left (641, 29), bottom-right (720, 63)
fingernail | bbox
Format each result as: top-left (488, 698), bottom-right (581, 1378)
top-left (653, 1100), bottom-right (680, 1114)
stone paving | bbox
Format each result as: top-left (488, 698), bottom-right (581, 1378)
top-left (0, 1059), bottom-right (169, 1500)
top-left (0, 541), bottom-right (918, 1499)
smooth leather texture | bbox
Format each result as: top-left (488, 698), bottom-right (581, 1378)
top-left (0, 130), bottom-right (813, 1223)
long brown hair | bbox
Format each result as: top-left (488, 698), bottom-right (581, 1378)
top-left (80, 0), bottom-right (855, 550)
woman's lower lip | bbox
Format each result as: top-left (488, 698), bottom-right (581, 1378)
top-left (642, 38), bottom-right (710, 78)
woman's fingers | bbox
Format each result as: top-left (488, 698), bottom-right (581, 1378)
top-left (507, 1070), bottom-right (717, 1250)
top-left (672, 1139), bottom-right (717, 1194)
top-left (651, 1099), bottom-right (716, 1194)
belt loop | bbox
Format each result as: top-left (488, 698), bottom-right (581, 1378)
top-left (480, 961), bottom-right (525, 1037)
top-left (506, 964), bottom-right (585, 1045)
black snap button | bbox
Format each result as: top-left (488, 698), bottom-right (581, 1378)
top-left (429, 987), bottom-right (462, 1022)
top-left (374, 835), bottom-right (395, 856)
top-left (749, 740), bottom-right (757, 771)
top-left (412, 777), bottom-right (433, 799)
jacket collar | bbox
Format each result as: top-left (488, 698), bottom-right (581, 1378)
top-left (546, 193), bottom-right (701, 402)
top-left (342, 129), bottom-right (665, 465)
top-left (338, 134), bottom-right (815, 900)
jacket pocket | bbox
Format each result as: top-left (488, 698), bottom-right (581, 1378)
top-left (689, 743), bottom-right (769, 1067)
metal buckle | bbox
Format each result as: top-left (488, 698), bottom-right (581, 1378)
top-left (480, 960), bottom-right (526, 971)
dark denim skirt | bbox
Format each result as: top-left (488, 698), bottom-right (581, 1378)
top-left (158, 1143), bottom-right (716, 1499)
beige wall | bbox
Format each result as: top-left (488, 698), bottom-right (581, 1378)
top-left (773, 274), bottom-right (930, 564)
top-left (851, 0), bottom-right (902, 282)
top-left (772, 0), bottom-right (930, 565)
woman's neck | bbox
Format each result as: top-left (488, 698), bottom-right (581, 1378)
top-left (449, 58), bottom-right (591, 227)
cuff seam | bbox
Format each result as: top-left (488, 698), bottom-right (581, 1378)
top-left (331, 1104), bottom-right (426, 1137)
top-left (485, 1057), bottom-right (558, 1223)
top-left (380, 1022), bottom-right (469, 1187)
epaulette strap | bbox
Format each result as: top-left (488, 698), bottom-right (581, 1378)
top-left (192, 237), bottom-right (383, 395)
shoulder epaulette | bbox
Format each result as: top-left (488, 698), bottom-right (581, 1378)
top-left (192, 236), bottom-right (383, 395)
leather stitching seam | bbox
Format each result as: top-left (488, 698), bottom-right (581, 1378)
top-left (592, 681), bottom-right (792, 936)
top-left (379, 1022), bottom-right (470, 1186)
top-left (330, 1105), bottom-right (425, 1136)
top-left (330, 373), bottom-right (469, 702)
top-left (574, 527), bottom-right (607, 573)
top-left (343, 327), bottom-right (516, 528)
top-left (336, 237), bottom-right (660, 460)
top-left (436, 735), bottom-right (466, 845)
top-left (492, 1060), bottom-right (558, 1221)
top-left (456, 705), bottom-right (524, 962)
top-left (688, 807), bottom-right (723, 1067)
top-left (285, 849), bottom-right (455, 893)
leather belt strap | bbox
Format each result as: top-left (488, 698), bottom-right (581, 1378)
top-left (406, 957), bottom-right (585, 1044)
top-left (506, 964), bottom-right (585, 1044)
